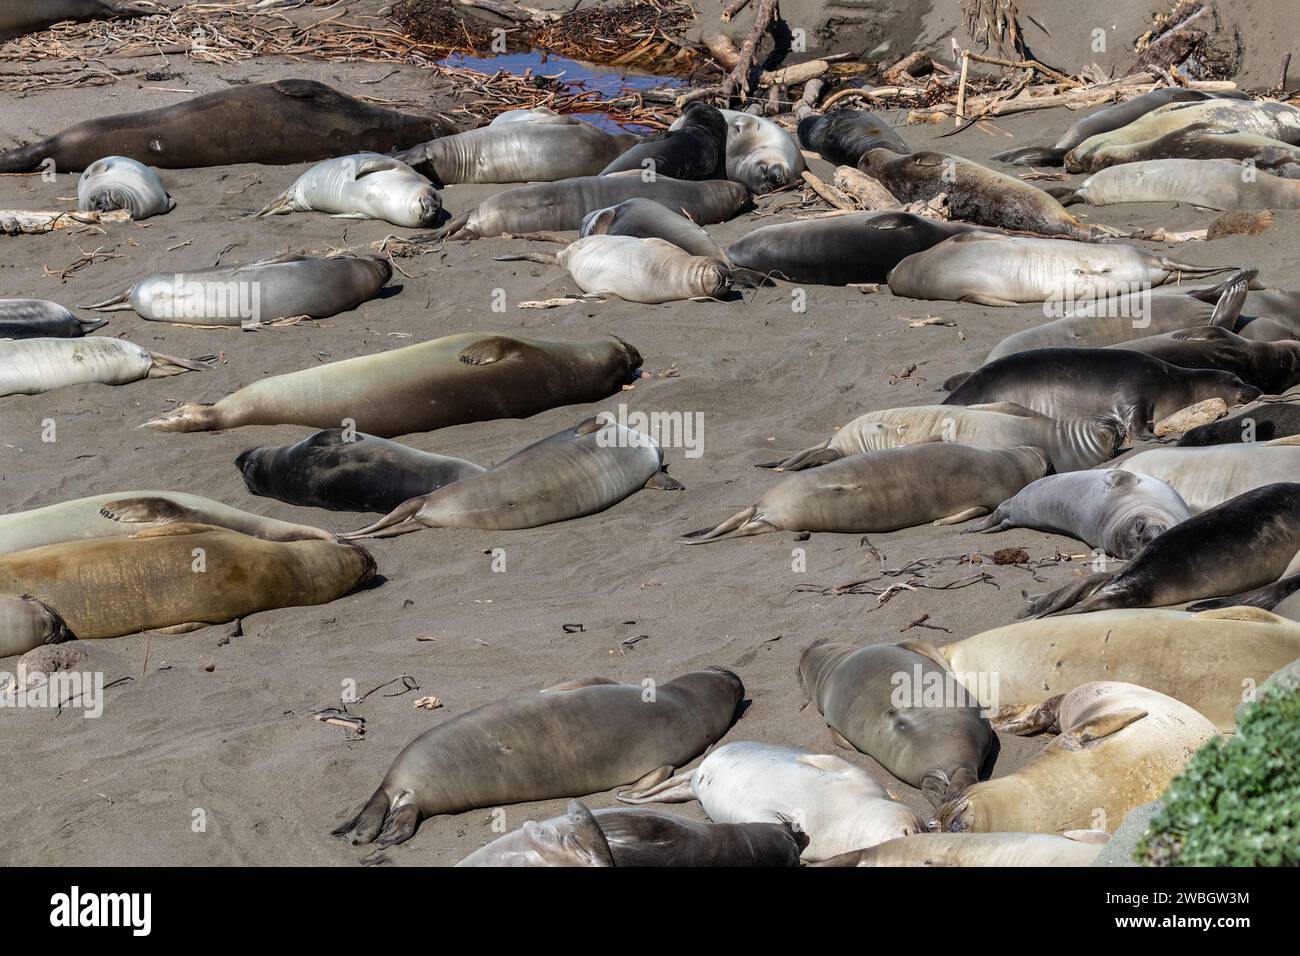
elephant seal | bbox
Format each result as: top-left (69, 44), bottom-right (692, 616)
top-left (1064, 99), bottom-right (1300, 172)
top-left (0, 300), bottom-right (104, 339)
top-left (1059, 158), bottom-right (1300, 210)
top-left (1111, 326), bottom-right (1300, 394)
top-left (236, 429), bottom-right (484, 514)
top-left (983, 269), bottom-right (1253, 361)
top-left (992, 88), bottom-right (1246, 166)
top-left (580, 198), bottom-right (726, 261)
top-left (944, 348), bottom-right (1260, 439)
top-left (888, 232), bottom-right (1238, 306)
top-left (1074, 126), bottom-right (1300, 179)
top-left (343, 415), bottom-right (682, 538)
top-left (1180, 402), bottom-right (1300, 446)
top-left (256, 154), bottom-right (440, 228)
top-left (1120, 440), bottom-right (1300, 512)
top-left (0, 337), bottom-right (207, 396)
top-left (438, 173), bottom-right (749, 240)
top-left (332, 668), bottom-right (743, 846)
top-left (966, 470), bottom-right (1191, 559)
top-left (670, 108), bottom-right (805, 194)
top-left (798, 641), bottom-right (994, 806)
top-left (616, 741), bottom-right (925, 862)
top-left (0, 595), bottom-right (69, 659)
top-left (83, 253), bottom-right (391, 326)
top-left (761, 403), bottom-right (1123, 474)
top-left (395, 119), bottom-right (637, 186)
top-left (685, 443), bottom-right (1049, 542)
top-left (77, 156), bottom-right (173, 220)
top-left (936, 682), bottom-right (1217, 834)
top-left (142, 333), bottom-right (641, 437)
top-left (0, 0), bottom-right (148, 43)
top-left (0, 80), bottom-right (451, 173)
top-left (600, 102), bottom-right (727, 180)
top-left (1020, 483), bottom-right (1300, 617)
top-left (815, 832), bottom-right (1105, 867)
top-left (498, 235), bottom-right (732, 303)
top-left (936, 607), bottom-right (1300, 733)
top-left (456, 800), bottom-right (805, 867)
top-left (726, 212), bottom-right (980, 286)
top-left (0, 490), bottom-right (332, 555)
top-left (860, 148), bottom-right (1108, 240)
top-left (0, 524), bottom-right (375, 646)
top-left (797, 107), bottom-right (910, 167)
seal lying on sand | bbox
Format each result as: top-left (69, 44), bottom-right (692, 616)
top-left (944, 348), bottom-right (1260, 439)
top-left (1179, 402), bottom-right (1300, 446)
top-left (456, 800), bottom-right (806, 867)
top-left (1120, 440), bottom-right (1300, 512)
top-left (0, 80), bottom-right (450, 172)
top-left (799, 641), bottom-right (994, 806)
top-left (815, 831), bottom-right (1106, 867)
top-left (237, 430), bottom-right (484, 514)
top-left (0, 595), bottom-right (70, 659)
top-left (255, 154), bottom-right (441, 228)
top-left (0, 300), bottom-right (104, 339)
top-left (601, 102), bottom-right (727, 180)
top-left (798, 107), bottom-right (910, 167)
top-left (0, 0), bottom-right (149, 43)
top-left (0, 524), bottom-right (375, 646)
top-left (1058, 158), bottom-right (1300, 210)
top-left (685, 443), bottom-right (1049, 542)
top-left (761, 403), bottom-right (1123, 474)
top-left (616, 741), bottom-right (926, 861)
top-left (936, 682), bottom-right (1217, 834)
top-left (342, 415), bottom-right (683, 538)
top-left (1074, 126), bottom-right (1300, 179)
top-left (671, 108), bottom-right (805, 194)
top-left (77, 156), bottom-right (173, 220)
top-left (1109, 326), bottom-right (1300, 394)
top-left (0, 337), bottom-right (208, 396)
top-left (935, 607), bottom-right (1300, 733)
top-left (333, 669), bottom-right (743, 846)
top-left (966, 470), bottom-right (1191, 559)
top-left (580, 198), bottom-right (726, 260)
top-left (142, 333), bottom-right (641, 437)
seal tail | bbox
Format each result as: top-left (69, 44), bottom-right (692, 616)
top-left (332, 786), bottom-right (418, 846)
top-left (962, 506), bottom-right (1010, 534)
top-left (420, 211), bottom-right (472, 241)
top-left (79, 291), bottom-right (133, 312)
top-left (140, 401), bottom-right (216, 432)
top-left (339, 495), bottom-right (428, 539)
top-left (146, 352), bottom-right (215, 376)
top-left (991, 145), bottom-right (1067, 167)
top-left (756, 445), bottom-right (841, 471)
top-left (1016, 571), bottom-right (1114, 619)
top-left (76, 317), bottom-right (109, 334)
top-left (681, 506), bottom-right (774, 543)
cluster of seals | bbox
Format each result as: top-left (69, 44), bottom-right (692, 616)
top-left (669, 108), bottom-right (806, 194)
top-left (1110, 326), bottom-right (1300, 394)
top-left (815, 832), bottom-right (1105, 867)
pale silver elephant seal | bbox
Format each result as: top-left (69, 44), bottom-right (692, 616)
top-left (684, 443), bottom-right (1050, 542)
top-left (0, 337), bottom-right (208, 396)
top-left (0, 300), bottom-right (105, 339)
top-left (815, 832), bottom-right (1106, 867)
top-left (456, 800), bottom-right (806, 867)
top-left (332, 669), bottom-right (744, 846)
top-left (343, 415), bottom-right (683, 538)
top-left (1059, 158), bottom-right (1300, 211)
top-left (966, 470), bottom-right (1192, 559)
top-left (0, 595), bottom-right (70, 659)
top-left (77, 156), bottom-right (173, 220)
top-left (255, 153), bottom-right (441, 227)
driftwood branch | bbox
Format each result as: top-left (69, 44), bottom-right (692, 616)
top-left (721, 0), bottom-right (778, 100)
top-left (0, 209), bottom-right (131, 235)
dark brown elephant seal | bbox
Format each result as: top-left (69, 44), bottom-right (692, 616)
top-left (798, 641), bottom-right (994, 806)
top-left (798, 107), bottom-right (910, 167)
top-left (600, 102), bottom-right (727, 180)
top-left (0, 0), bottom-right (147, 43)
top-left (1180, 403), bottom-right (1300, 446)
top-left (333, 669), bottom-right (743, 846)
top-left (0, 80), bottom-right (452, 172)
top-left (1111, 326), bottom-right (1300, 394)
top-left (236, 429), bottom-right (485, 514)
top-left (143, 333), bottom-right (642, 438)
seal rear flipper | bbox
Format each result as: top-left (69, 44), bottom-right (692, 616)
top-left (934, 506), bottom-right (988, 526)
top-left (1208, 271), bottom-right (1252, 327)
top-left (421, 211), bottom-right (472, 241)
top-left (757, 445), bottom-right (841, 471)
top-left (991, 145), bottom-right (1067, 167)
top-left (731, 267), bottom-right (774, 289)
top-left (80, 290), bottom-right (134, 312)
top-left (340, 494), bottom-right (428, 539)
top-left (375, 803), bottom-right (421, 846)
top-left (962, 506), bottom-right (1011, 533)
top-left (254, 191), bottom-right (296, 218)
top-left (77, 317), bottom-right (109, 334)
top-left (617, 767), bottom-right (695, 804)
top-left (644, 470), bottom-right (685, 491)
top-left (1044, 186), bottom-right (1082, 206)
top-left (1186, 573), bottom-right (1300, 612)
top-left (681, 506), bottom-right (775, 543)
top-left (828, 728), bottom-right (855, 751)
top-left (989, 695), bottom-right (1064, 735)
top-left (921, 767), bottom-right (976, 808)
top-left (1059, 706), bottom-right (1147, 751)
top-left (141, 401), bottom-right (216, 433)
top-left (1017, 571), bottom-right (1113, 619)
top-left (146, 352), bottom-right (214, 376)
top-left (332, 787), bottom-right (392, 844)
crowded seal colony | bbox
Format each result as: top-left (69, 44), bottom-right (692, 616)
top-left (1, 0), bottom-right (1298, 866)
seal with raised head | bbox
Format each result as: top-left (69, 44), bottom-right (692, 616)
top-left (82, 253), bottom-right (392, 326)
top-left (944, 348), bottom-right (1260, 439)
top-left (0, 490), bottom-right (332, 555)
top-left (0, 337), bottom-right (207, 396)
top-left (456, 800), bottom-right (806, 867)
top-left (615, 740), bottom-right (925, 862)
top-left (1110, 326), bottom-right (1300, 394)
top-left (684, 443), bottom-right (1050, 542)
top-left (798, 641), bottom-right (994, 806)
top-left (1058, 158), bottom-right (1300, 210)
top-left (0, 79), bottom-right (452, 173)
top-left (798, 107), bottom-right (910, 167)
top-left (0, 300), bottom-right (104, 339)
top-left (141, 333), bottom-right (641, 437)
top-left (1120, 439), bottom-right (1300, 512)
top-left (580, 198), bottom-right (726, 260)
top-left (0, 524), bottom-right (375, 646)
top-left (936, 607), bottom-right (1300, 733)
top-left (936, 682), bottom-right (1217, 834)
top-left (0, 0), bottom-right (148, 43)
top-left (815, 832), bottom-right (1105, 867)
top-left (965, 470), bottom-right (1191, 559)
top-left (77, 156), bottom-right (173, 220)
top-left (1179, 402), bottom-right (1300, 446)
top-left (255, 154), bottom-right (441, 228)
top-left (332, 668), bottom-right (744, 846)
top-left (726, 211), bottom-right (980, 286)
top-left (343, 415), bottom-right (683, 538)
top-left (761, 402), bottom-right (1123, 474)
top-left (237, 430), bottom-right (484, 514)
top-left (600, 102), bottom-right (727, 180)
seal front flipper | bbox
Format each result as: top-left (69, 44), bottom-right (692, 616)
top-left (617, 767), bottom-right (695, 804)
top-left (959, 294), bottom-right (1021, 307)
top-left (520, 802), bottom-right (615, 866)
top-left (989, 694), bottom-right (1064, 735)
top-left (457, 336), bottom-right (530, 366)
top-left (757, 445), bottom-right (841, 471)
top-left (153, 622), bottom-right (210, 634)
top-left (1186, 573), bottom-right (1300, 612)
top-left (829, 728), bottom-right (855, 751)
top-left (1059, 707), bottom-right (1147, 751)
top-left (100, 496), bottom-right (191, 524)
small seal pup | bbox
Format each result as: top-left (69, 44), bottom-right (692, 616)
top-left (0, 300), bottom-right (105, 339)
top-left (966, 470), bottom-right (1192, 559)
top-left (255, 153), bottom-right (441, 227)
top-left (332, 668), bottom-right (744, 846)
top-left (342, 415), bottom-right (683, 538)
top-left (77, 156), bottom-right (174, 220)
top-left (600, 102), bottom-right (727, 180)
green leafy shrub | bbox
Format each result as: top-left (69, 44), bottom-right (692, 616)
top-left (1137, 683), bottom-right (1300, 866)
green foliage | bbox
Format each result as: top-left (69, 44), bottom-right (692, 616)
top-left (1137, 685), bottom-right (1300, 866)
